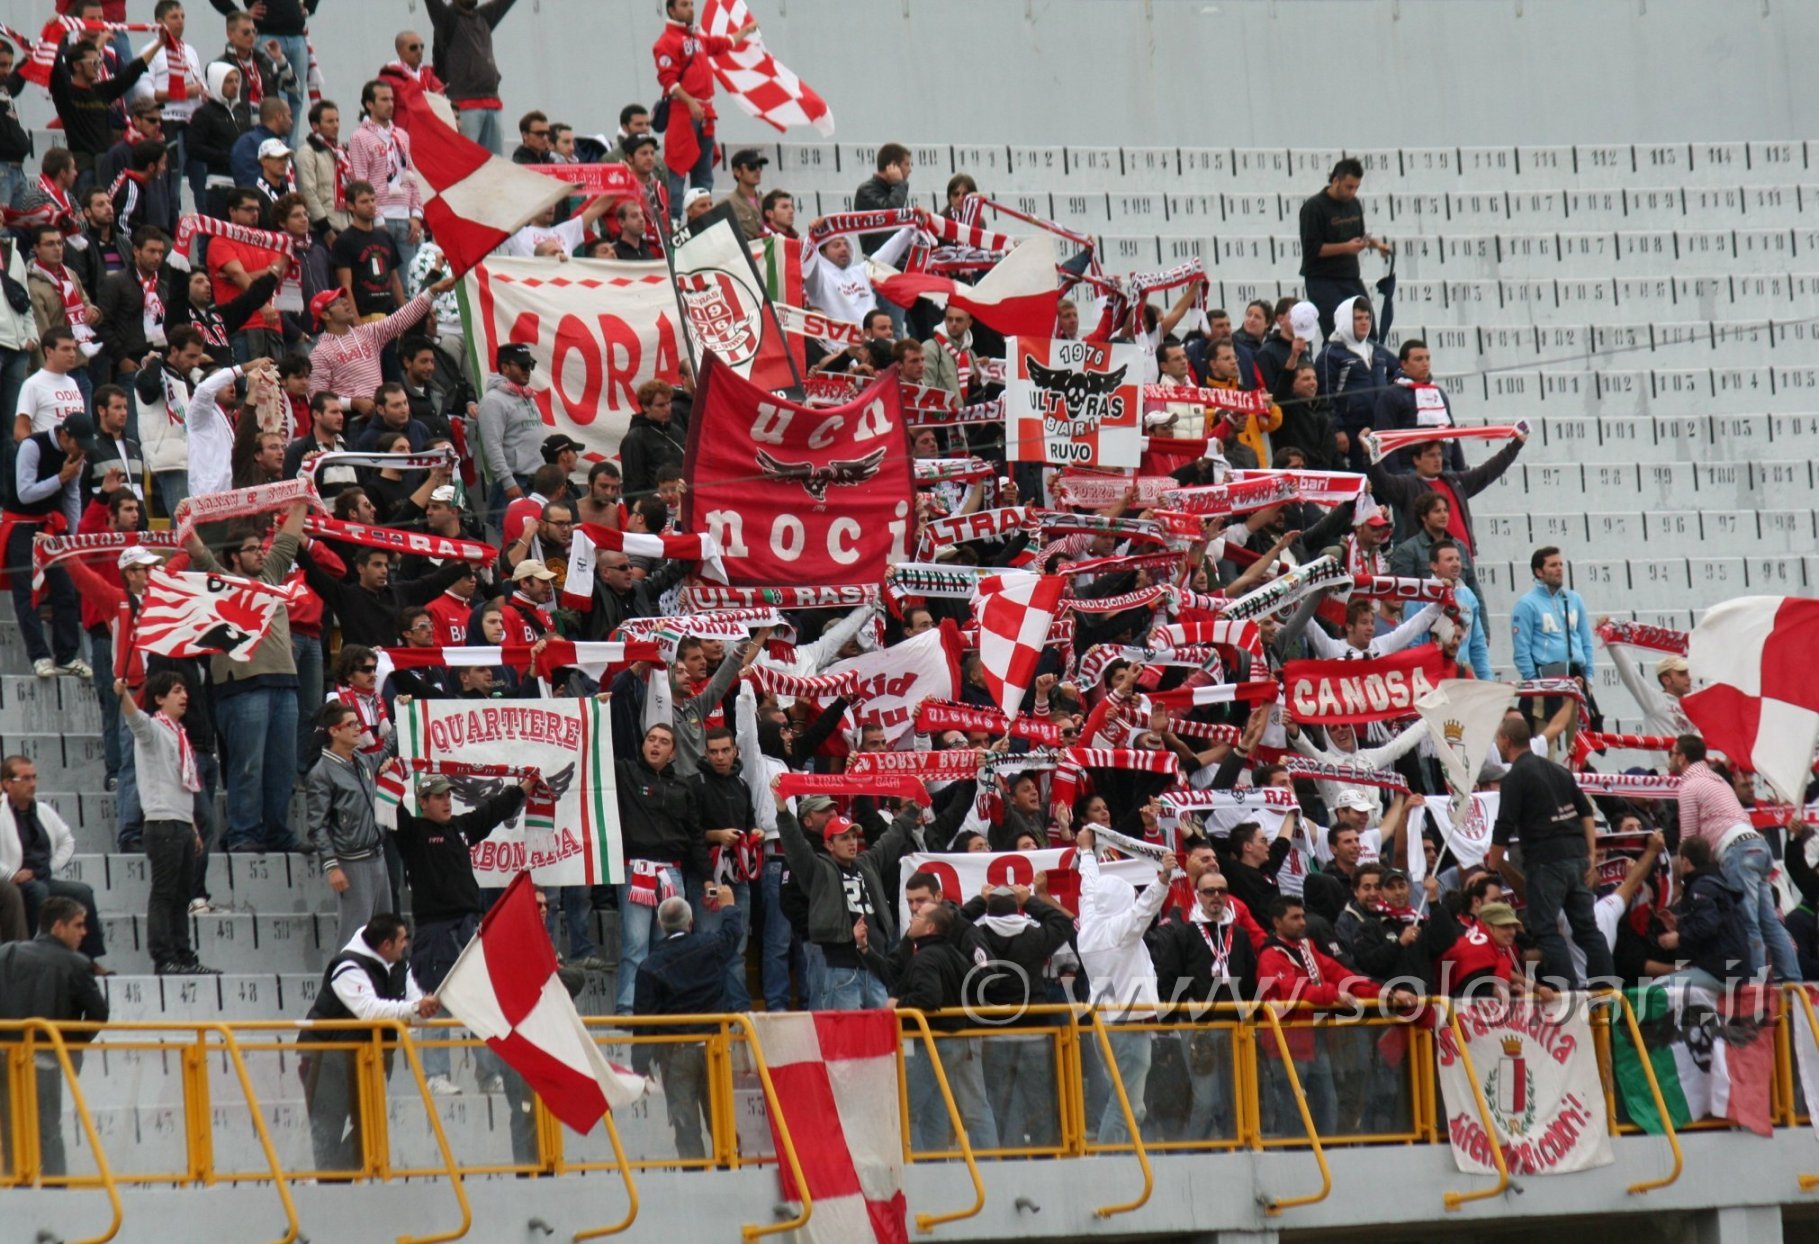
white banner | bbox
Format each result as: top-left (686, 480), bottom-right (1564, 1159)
top-left (392, 697), bottom-right (621, 887)
top-left (1005, 337), bottom-right (1143, 468)
top-left (822, 623), bottom-right (962, 743)
top-left (1435, 994), bottom-right (1612, 1176)
top-left (1417, 680), bottom-right (1516, 823)
top-left (460, 256), bottom-right (681, 468)
top-left (1416, 792), bottom-right (1500, 870)
top-left (898, 847), bottom-right (1156, 932)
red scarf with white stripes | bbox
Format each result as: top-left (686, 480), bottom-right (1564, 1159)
top-left (153, 710), bottom-right (200, 792)
top-left (335, 686), bottom-right (389, 755)
top-left (934, 330), bottom-right (973, 391)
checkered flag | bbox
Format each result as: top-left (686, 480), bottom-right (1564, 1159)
top-left (701, 0), bottom-right (835, 136)
top-left (972, 572), bottom-right (1066, 719)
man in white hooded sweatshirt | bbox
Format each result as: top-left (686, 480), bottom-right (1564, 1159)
top-left (801, 222), bottom-right (914, 330)
top-left (1074, 826), bottom-right (1173, 1143)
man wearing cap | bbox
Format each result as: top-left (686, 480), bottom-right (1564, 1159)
top-left (7, 415), bottom-right (98, 679)
top-left (1599, 627), bottom-right (1697, 738)
top-left (1432, 899), bottom-right (1527, 997)
top-left (496, 558), bottom-right (556, 644)
top-left (720, 148), bottom-right (767, 239)
top-left (309, 272), bottom-right (452, 421)
top-left (251, 137), bottom-right (295, 209)
top-left (476, 342), bottom-right (544, 527)
top-left (680, 186), bottom-right (714, 224)
top-left (1301, 793), bottom-right (1384, 923)
top-left (392, 765), bottom-right (533, 1093)
top-left (1256, 297), bottom-right (1319, 394)
top-left (652, 0), bottom-right (757, 213)
top-left (541, 433), bottom-right (583, 480)
top-left (770, 776), bottom-right (922, 1010)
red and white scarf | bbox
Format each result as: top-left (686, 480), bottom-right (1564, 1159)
top-left (153, 710), bottom-right (200, 793)
top-left (1575, 772), bottom-right (1679, 800)
top-left (1284, 756), bottom-right (1410, 793)
top-left (1594, 619), bottom-right (1687, 656)
top-left (773, 771), bottom-right (926, 802)
top-left (334, 686), bottom-right (389, 755)
top-left (1163, 475), bottom-right (1298, 518)
top-left (678, 583), bottom-right (881, 612)
top-left (625, 859), bottom-right (682, 908)
top-left (167, 213), bottom-right (295, 274)
top-left (1363, 421), bottom-right (1529, 465)
top-left (28, 259), bottom-right (99, 356)
top-left (914, 701), bottom-right (1064, 746)
top-left (31, 531), bottom-right (179, 591)
top-left (136, 263), bottom-right (166, 348)
top-left (934, 330), bottom-right (973, 391)
top-left (171, 478), bottom-right (326, 546)
top-left (231, 51), bottom-right (263, 107)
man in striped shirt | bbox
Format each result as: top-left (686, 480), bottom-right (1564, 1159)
top-left (346, 80), bottom-right (423, 274)
top-left (307, 281), bottom-right (453, 421)
top-left (1668, 734), bottom-right (1802, 983)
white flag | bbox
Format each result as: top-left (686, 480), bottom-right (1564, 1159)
top-left (1417, 679), bottom-right (1516, 822)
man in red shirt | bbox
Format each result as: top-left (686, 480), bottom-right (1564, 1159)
top-left (207, 187), bottom-right (284, 360)
top-left (651, 0), bottom-right (756, 219)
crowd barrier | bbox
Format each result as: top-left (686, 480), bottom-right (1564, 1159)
top-left (10, 990), bottom-right (1819, 1244)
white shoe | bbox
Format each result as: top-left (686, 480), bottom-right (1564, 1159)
top-left (425, 1075), bottom-right (462, 1096)
top-left (32, 658), bottom-right (55, 678)
top-left (480, 1074), bottom-right (504, 1094)
top-left (188, 898), bottom-right (215, 915)
top-left (58, 658), bottom-right (92, 680)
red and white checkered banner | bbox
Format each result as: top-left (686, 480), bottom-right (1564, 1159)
top-left (1362, 420), bottom-right (1529, 465)
top-left (1285, 756), bottom-right (1411, 794)
top-left (1575, 772), bottom-right (1680, 800)
top-left (702, 0), bottom-right (835, 135)
top-left (1595, 619), bottom-right (1688, 656)
top-left (846, 748), bottom-right (982, 781)
top-left (1163, 475), bottom-right (1299, 517)
top-left (915, 701), bottom-right (1065, 747)
top-left (1229, 468), bottom-right (1367, 508)
top-left (972, 571), bottom-right (1066, 719)
top-left (1283, 647), bottom-right (1451, 724)
top-left (1052, 472), bottom-right (1178, 508)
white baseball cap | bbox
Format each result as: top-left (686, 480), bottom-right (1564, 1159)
top-left (1334, 788), bottom-right (1374, 813)
top-left (1288, 300), bottom-right (1321, 345)
top-left (117, 546), bottom-right (162, 569)
top-left (257, 137), bottom-right (293, 161)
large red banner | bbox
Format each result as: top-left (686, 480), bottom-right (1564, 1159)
top-left (1282, 647), bottom-right (1452, 723)
top-left (682, 356), bottom-right (914, 587)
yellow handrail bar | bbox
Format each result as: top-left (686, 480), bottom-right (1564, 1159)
top-left (726, 1015), bottom-right (814, 1242)
top-left (200, 1023), bottom-right (300, 1244)
top-left (1254, 1003), bottom-right (1331, 1216)
top-left (1438, 999), bottom-right (1511, 1211)
top-left (385, 1021), bottom-right (474, 1244)
top-left (1084, 1009), bottom-right (1153, 1219)
top-left (1775, 982), bottom-right (1819, 1193)
top-left (570, 1108), bottom-right (640, 1241)
top-left (16, 1019), bottom-right (124, 1244)
top-left (893, 1009), bottom-right (986, 1233)
top-left (1607, 991), bottom-right (1684, 1196)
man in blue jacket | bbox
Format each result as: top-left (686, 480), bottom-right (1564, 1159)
top-left (1512, 546), bottom-right (1600, 728)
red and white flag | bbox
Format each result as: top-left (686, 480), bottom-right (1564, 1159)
top-left (873, 234), bottom-right (1060, 341)
top-left (700, 0), bottom-right (835, 135)
top-left (745, 1010), bottom-right (906, 1244)
top-left (1683, 595), bottom-right (1819, 807)
top-left (379, 640), bottom-right (660, 685)
top-left (136, 569), bottom-right (300, 663)
top-left (563, 523), bottom-right (728, 610)
top-left (438, 873), bottom-right (645, 1134)
top-left (378, 66), bottom-right (572, 277)
top-left (972, 572), bottom-right (1064, 719)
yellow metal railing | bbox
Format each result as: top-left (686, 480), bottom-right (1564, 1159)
top-left (9, 991), bottom-right (1819, 1242)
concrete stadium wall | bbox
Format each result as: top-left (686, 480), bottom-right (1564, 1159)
top-left (2, 0), bottom-right (1813, 153)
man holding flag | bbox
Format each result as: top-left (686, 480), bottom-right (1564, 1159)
top-left (651, 0), bottom-right (757, 214)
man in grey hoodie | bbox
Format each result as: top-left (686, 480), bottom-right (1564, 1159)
top-left (306, 701), bottom-right (397, 946)
top-left (476, 342), bottom-right (544, 530)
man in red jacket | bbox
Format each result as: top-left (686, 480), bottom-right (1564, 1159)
top-left (1256, 894), bottom-right (1409, 1137)
top-left (650, 0), bottom-right (755, 218)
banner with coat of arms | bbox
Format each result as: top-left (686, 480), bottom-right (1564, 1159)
top-left (1004, 337), bottom-right (1143, 468)
top-left (671, 205), bottom-right (805, 393)
top-left (1435, 994), bottom-right (1612, 1175)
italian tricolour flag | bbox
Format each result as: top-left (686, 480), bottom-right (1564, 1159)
top-left (1612, 982), bottom-right (1776, 1137)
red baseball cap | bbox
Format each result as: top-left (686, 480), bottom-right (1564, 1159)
top-left (821, 815), bottom-right (860, 843)
top-left (309, 288), bottom-right (347, 329)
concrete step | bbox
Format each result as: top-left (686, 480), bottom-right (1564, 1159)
top-left (68, 853), bottom-right (337, 917)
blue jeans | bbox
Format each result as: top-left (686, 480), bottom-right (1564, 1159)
top-left (820, 961), bottom-right (888, 1011)
top-left (412, 913), bottom-right (481, 1079)
top-left (615, 868), bottom-right (680, 1012)
top-left (7, 526), bottom-right (79, 665)
top-left (154, 471), bottom-right (188, 524)
top-left (384, 218), bottom-right (419, 287)
top-left (191, 751), bottom-right (220, 902)
top-left (664, 119), bottom-right (716, 217)
top-left (983, 1033), bottom-right (1057, 1148)
top-left (0, 348), bottom-right (29, 443)
top-left (292, 633), bottom-right (325, 775)
top-left (91, 632), bottom-right (120, 783)
top-left (689, 876), bottom-right (750, 1009)
top-left (1267, 1047), bottom-right (1337, 1137)
top-left (907, 1034), bottom-right (999, 1152)
top-left (0, 161), bottom-right (24, 211)
top-left (554, 885), bottom-right (597, 960)
top-left (757, 856), bottom-right (803, 1010)
top-left (1522, 854), bottom-right (1612, 988)
top-left (801, 941), bottom-right (826, 1011)
top-left (1722, 836), bottom-right (1803, 982)
top-left (1176, 1028), bottom-right (1232, 1141)
top-left (217, 686), bottom-right (301, 852)
top-left (456, 106), bottom-right (502, 156)
top-left (269, 34), bottom-right (311, 144)
top-left (1096, 1026), bottom-right (1153, 1144)
top-left (115, 716), bottom-right (143, 851)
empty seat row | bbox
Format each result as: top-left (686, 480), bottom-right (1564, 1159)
top-left (65, 853), bottom-right (335, 917)
top-left (0, 672), bottom-right (103, 735)
top-left (1465, 551), bottom-right (1810, 615)
top-left (1506, 412), bottom-right (1819, 465)
top-left (1470, 459), bottom-right (1815, 515)
top-left (755, 140), bottom-right (1818, 192)
top-left (1403, 319), bottom-right (1817, 371)
top-left (97, 912), bottom-right (338, 977)
top-left (1442, 364), bottom-right (1819, 419)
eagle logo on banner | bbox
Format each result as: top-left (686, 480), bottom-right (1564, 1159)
top-left (678, 268), bottom-right (764, 366)
top-left (754, 446), bottom-right (888, 500)
top-left (1024, 357), bottom-right (1129, 427)
top-left (136, 570), bottom-right (298, 662)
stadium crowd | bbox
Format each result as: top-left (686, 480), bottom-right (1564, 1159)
top-left (0, 0), bottom-right (1808, 1155)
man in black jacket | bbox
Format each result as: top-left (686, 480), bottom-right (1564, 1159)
top-left (631, 888), bottom-right (743, 1159)
top-left (960, 881), bottom-right (1074, 1147)
top-left (852, 142), bottom-right (911, 255)
top-left (1148, 869), bottom-right (1257, 1141)
top-left (689, 727), bottom-right (758, 1008)
top-left (1659, 838), bottom-right (1751, 993)
top-left (614, 724), bottom-right (709, 1013)
top-left (96, 225), bottom-right (171, 377)
top-left (0, 896), bottom-right (109, 1175)
top-left (300, 543), bottom-right (477, 648)
top-left (392, 769), bottom-right (529, 1092)
top-left (1223, 819), bottom-right (1296, 921)
top-left (1364, 432), bottom-right (1525, 561)
top-left (50, 29), bottom-right (159, 189)
top-left (889, 898), bottom-right (1000, 1151)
